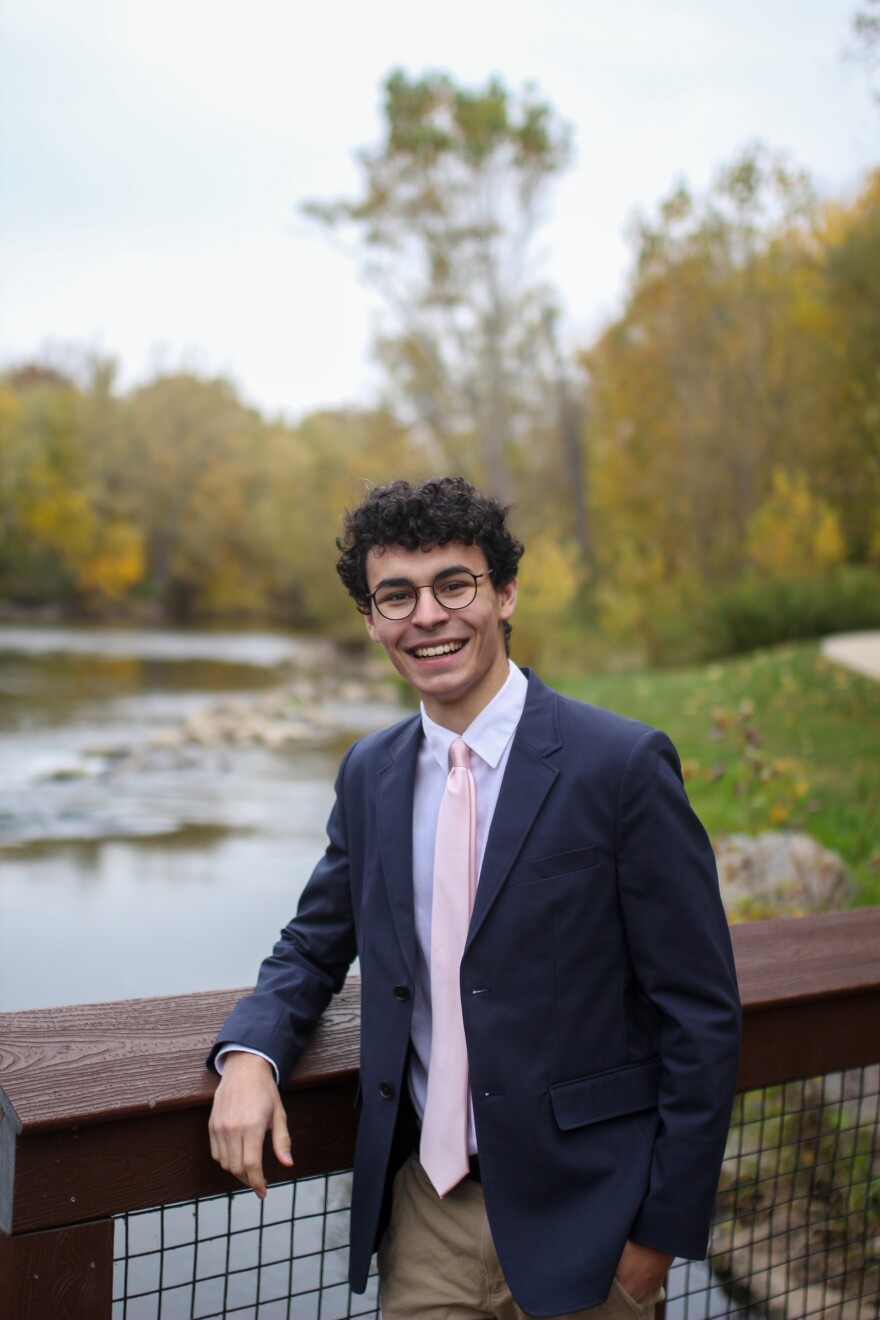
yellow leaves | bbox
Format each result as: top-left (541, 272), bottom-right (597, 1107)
top-left (0, 387), bottom-right (22, 432)
top-left (75, 523), bottom-right (145, 600)
top-left (21, 478), bottom-right (146, 602)
top-left (710, 705), bottom-right (735, 733)
top-left (594, 539), bottom-right (667, 645)
top-left (702, 694), bottom-right (816, 833)
top-left (11, 468), bottom-right (146, 607)
top-left (511, 533), bottom-right (583, 669)
top-left (21, 484), bottom-right (95, 560)
top-left (747, 469), bottom-right (845, 578)
top-left (584, 158), bottom-right (880, 663)
top-left (813, 512), bottom-right (847, 568)
top-left (819, 168), bottom-right (880, 246)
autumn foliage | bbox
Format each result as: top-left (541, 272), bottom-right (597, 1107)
top-left (1, 134), bottom-right (879, 666)
top-left (584, 152), bottom-right (880, 659)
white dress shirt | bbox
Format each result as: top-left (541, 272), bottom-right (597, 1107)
top-left (408, 660), bottom-right (528, 1151)
top-left (219, 659), bottom-right (529, 1155)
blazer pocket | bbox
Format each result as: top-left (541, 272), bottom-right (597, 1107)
top-left (507, 845), bottom-right (599, 888)
top-left (549, 1058), bottom-right (660, 1131)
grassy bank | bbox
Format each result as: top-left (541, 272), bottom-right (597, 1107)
top-left (551, 642), bottom-right (880, 906)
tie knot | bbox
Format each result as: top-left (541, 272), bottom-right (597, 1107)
top-left (449, 738), bottom-right (470, 770)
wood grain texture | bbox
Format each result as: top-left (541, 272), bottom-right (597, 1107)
top-left (0, 1218), bottom-right (113, 1319)
top-left (731, 909), bottom-right (880, 1008)
top-left (0, 979), bottom-right (361, 1132)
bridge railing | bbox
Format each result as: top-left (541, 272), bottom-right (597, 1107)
top-left (2, 909), bottom-right (879, 1319)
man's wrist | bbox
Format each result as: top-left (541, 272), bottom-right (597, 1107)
top-left (215, 1045), bottom-right (280, 1084)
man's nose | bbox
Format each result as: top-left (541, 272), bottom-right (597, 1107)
top-left (411, 585), bottom-right (450, 625)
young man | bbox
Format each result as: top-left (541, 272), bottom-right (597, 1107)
top-left (208, 476), bottom-right (741, 1319)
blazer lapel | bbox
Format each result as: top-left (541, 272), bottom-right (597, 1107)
top-left (467, 672), bottom-right (561, 946)
top-left (377, 715), bottom-right (422, 976)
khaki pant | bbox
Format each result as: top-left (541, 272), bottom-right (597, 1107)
top-left (378, 1154), bottom-right (661, 1320)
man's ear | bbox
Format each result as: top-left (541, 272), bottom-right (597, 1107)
top-left (497, 576), bottom-right (517, 620)
top-left (363, 608), bottom-right (381, 644)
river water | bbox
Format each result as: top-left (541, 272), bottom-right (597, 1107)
top-left (0, 626), bottom-right (403, 1011)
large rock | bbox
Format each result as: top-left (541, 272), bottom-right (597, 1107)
top-left (714, 831), bottom-right (853, 920)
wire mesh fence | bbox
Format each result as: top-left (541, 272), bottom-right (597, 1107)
top-left (671, 1066), bottom-right (880, 1319)
top-left (113, 1173), bottom-right (379, 1320)
top-left (112, 1068), bottom-right (879, 1320)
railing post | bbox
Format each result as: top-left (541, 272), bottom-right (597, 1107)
top-left (0, 1219), bottom-right (113, 1319)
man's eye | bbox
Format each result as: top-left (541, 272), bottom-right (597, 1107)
top-left (379, 588), bottom-right (414, 605)
top-left (437, 579), bottom-right (469, 598)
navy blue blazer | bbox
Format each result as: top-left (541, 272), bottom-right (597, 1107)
top-left (209, 670), bottom-right (741, 1316)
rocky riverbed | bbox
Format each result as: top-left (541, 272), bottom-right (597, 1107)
top-left (34, 662), bottom-right (407, 782)
top-left (145, 668), bottom-right (405, 754)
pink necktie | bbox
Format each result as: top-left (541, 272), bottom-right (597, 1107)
top-left (420, 737), bottom-right (477, 1197)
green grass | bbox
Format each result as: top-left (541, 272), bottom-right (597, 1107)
top-left (550, 642), bottom-right (880, 906)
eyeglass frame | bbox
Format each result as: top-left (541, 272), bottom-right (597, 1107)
top-left (361, 567), bottom-right (494, 620)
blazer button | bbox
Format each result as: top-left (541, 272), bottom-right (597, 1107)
top-left (393, 985), bottom-right (411, 1000)
top-left (379, 1081), bottom-right (394, 1099)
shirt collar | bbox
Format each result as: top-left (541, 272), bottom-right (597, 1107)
top-left (420, 660), bottom-right (528, 771)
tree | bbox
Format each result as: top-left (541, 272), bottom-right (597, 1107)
top-left (0, 362), bottom-right (144, 609)
top-left (0, 358), bottom-right (435, 626)
top-left (123, 374), bottom-right (267, 619)
top-left (583, 147), bottom-right (839, 652)
top-left (852, 0), bottom-right (880, 100)
top-left (746, 469), bottom-right (845, 577)
top-left (821, 170), bottom-right (880, 560)
top-left (302, 69), bottom-right (575, 510)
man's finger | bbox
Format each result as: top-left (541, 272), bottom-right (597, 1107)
top-left (272, 1100), bottom-right (294, 1168)
top-left (242, 1133), bottom-right (267, 1198)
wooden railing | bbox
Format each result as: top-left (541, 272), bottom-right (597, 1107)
top-left (2, 909), bottom-right (879, 1319)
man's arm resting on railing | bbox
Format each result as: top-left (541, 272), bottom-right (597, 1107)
top-left (208, 1050), bottom-right (293, 1199)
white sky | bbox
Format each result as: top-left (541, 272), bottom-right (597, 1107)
top-left (0, 0), bottom-right (876, 420)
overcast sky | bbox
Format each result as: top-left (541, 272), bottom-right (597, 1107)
top-left (0, 0), bottom-right (876, 419)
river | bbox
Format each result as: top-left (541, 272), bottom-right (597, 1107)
top-left (0, 625), bottom-right (404, 1011)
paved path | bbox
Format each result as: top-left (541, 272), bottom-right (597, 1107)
top-left (820, 631), bottom-right (880, 682)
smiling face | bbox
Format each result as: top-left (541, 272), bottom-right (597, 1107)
top-left (363, 542), bottom-right (517, 732)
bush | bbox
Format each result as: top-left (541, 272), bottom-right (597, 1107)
top-left (701, 568), bottom-right (880, 657)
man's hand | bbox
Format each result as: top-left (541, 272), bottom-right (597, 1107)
top-left (614, 1240), bottom-right (674, 1305)
top-left (208, 1051), bottom-right (293, 1198)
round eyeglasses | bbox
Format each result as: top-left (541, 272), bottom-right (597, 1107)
top-left (365, 569), bottom-right (492, 621)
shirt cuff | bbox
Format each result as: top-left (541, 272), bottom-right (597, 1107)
top-left (215, 1045), bottom-right (280, 1084)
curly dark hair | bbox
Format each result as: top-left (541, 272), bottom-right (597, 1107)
top-left (336, 476), bottom-right (524, 642)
